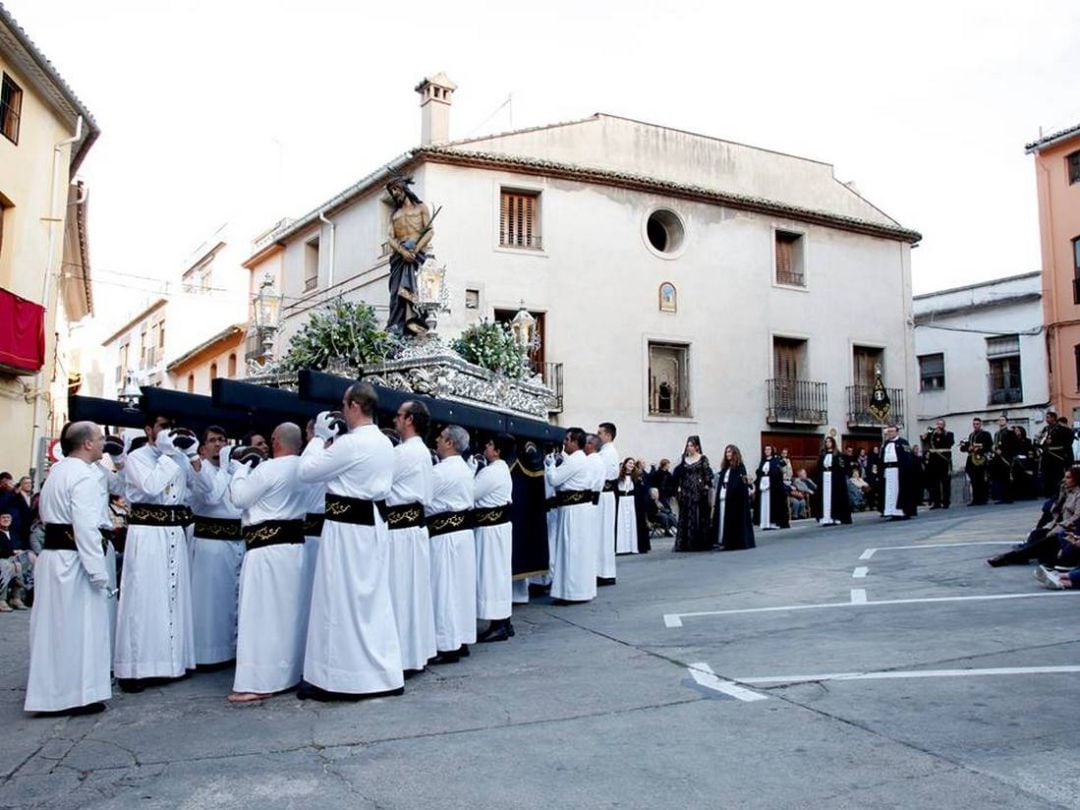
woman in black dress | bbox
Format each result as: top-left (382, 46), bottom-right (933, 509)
top-left (753, 444), bottom-right (790, 530)
top-left (714, 444), bottom-right (755, 550)
top-left (813, 435), bottom-right (852, 526)
top-left (672, 436), bottom-right (714, 551)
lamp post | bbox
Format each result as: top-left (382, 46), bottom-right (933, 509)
top-left (252, 274), bottom-right (284, 363)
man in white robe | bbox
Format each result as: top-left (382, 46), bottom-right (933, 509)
top-left (545, 428), bottom-right (597, 603)
top-left (596, 422), bottom-right (620, 585)
top-left (297, 383), bottom-right (403, 701)
top-left (301, 418), bottom-right (327, 608)
top-left (25, 422), bottom-right (112, 715)
top-left (188, 425), bottom-right (245, 667)
top-left (584, 435), bottom-right (607, 584)
top-left (387, 400), bottom-right (437, 676)
top-left (881, 425), bottom-right (914, 520)
top-left (475, 433), bottom-right (515, 643)
top-left (427, 425), bottom-right (477, 664)
top-left (228, 423), bottom-right (310, 703)
top-left (114, 416), bottom-right (198, 691)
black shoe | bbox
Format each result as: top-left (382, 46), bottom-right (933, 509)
top-left (36, 702), bottom-right (107, 718)
top-left (597, 577), bottom-right (616, 587)
top-left (528, 583), bottom-right (551, 598)
top-left (478, 625), bottom-right (511, 643)
top-left (429, 650), bottom-right (461, 665)
top-left (459, 644), bottom-right (470, 658)
top-left (298, 682), bottom-right (404, 701)
top-left (987, 555), bottom-right (1011, 567)
top-left (118, 679), bottom-right (145, 694)
top-left (403, 668), bottom-right (424, 680)
top-left (195, 659), bottom-right (235, 673)
top-left (506, 620), bottom-right (515, 638)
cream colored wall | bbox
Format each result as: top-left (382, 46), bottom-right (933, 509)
top-left (167, 338), bottom-right (244, 395)
top-left (0, 54), bottom-right (79, 476)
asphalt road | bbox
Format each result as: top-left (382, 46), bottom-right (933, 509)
top-left (1, 502), bottom-right (1077, 809)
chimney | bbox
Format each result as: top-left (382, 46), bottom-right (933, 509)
top-left (415, 73), bottom-right (457, 145)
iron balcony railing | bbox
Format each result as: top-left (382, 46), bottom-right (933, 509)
top-left (988, 385), bottom-right (1023, 405)
top-left (766, 378), bottom-right (827, 424)
top-left (542, 362), bottom-right (563, 413)
top-left (846, 384), bottom-right (905, 428)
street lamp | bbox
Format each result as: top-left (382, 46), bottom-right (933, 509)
top-left (118, 372), bottom-right (142, 411)
top-left (252, 274), bottom-right (284, 362)
top-left (509, 301), bottom-right (538, 354)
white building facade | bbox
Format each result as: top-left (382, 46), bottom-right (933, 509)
top-left (248, 76), bottom-right (920, 469)
top-left (913, 271), bottom-right (1049, 469)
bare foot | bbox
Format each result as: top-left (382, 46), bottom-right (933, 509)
top-left (228, 692), bottom-right (272, 704)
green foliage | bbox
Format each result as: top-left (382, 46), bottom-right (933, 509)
top-left (278, 299), bottom-right (397, 372)
top-left (450, 319), bottom-right (529, 379)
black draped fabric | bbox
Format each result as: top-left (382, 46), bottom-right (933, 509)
top-left (714, 463), bottom-right (755, 550)
top-left (508, 445), bottom-right (549, 577)
top-left (812, 452), bottom-right (852, 524)
top-left (673, 456), bottom-right (714, 551)
top-left (753, 457), bottom-right (790, 529)
top-left (633, 479), bottom-right (651, 553)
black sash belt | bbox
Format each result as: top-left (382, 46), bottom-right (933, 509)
top-left (557, 490), bottom-right (593, 507)
top-left (193, 516), bottom-right (243, 541)
top-left (385, 502), bottom-right (427, 530)
top-left (44, 523), bottom-right (77, 552)
top-left (884, 462), bottom-right (899, 469)
top-left (602, 479), bottom-right (617, 493)
top-left (304, 513), bottom-right (325, 536)
top-left (324, 494), bottom-right (386, 527)
top-left (545, 496), bottom-right (558, 510)
top-left (616, 486), bottom-right (635, 498)
top-left (428, 510), bottom-right (472, 537)
top-left (243, 519), bottom-right (305, 552)
top-left (472, 504), bottom-right (511, 528)
top-left (129, 504), bottom-right (192, 527)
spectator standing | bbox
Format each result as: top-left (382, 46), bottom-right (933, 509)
top-left (672, 437), bottom-right (714, 552)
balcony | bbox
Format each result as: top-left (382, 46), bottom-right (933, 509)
top-left (989, 386), bottom-right (1022, 405)
top-left (542, 362), bottom-right (563, 413)
top-left (766, 378), bottom-right (827, 425)
top-left (846, 384), bottom-right (905, 428)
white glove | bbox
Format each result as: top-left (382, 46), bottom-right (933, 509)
top-left (314, 411), bottom-right (346, 441)
top-left (467, 455), bottom-right (479, 474)
top-left (544, 453), bottom-right (556, 468)
top-left (156, 429), bottom-right (183, 456)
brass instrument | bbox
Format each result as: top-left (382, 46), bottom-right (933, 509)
top-left (961, 434), bottom-right (986, 466)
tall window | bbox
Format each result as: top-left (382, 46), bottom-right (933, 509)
top-left (648, 341), bottom-right (691, 417)
top-left (210, 362), bottom-right (219, 380)
top-left (987, 334), bottom-right (1022, 404)
top-left (918, 353), bottom-right (945, 391)
top-left (187, 373), bottom-right (195, 393)
top-left (499, 189), bottom-right (541, 249)
top-left (304, 238), bottom-right (320, 292)
top-left (228, 353), bottom-right (237, 378)
top-left (1, 74), bottom-right (22, 144)
top-left (774, 230), bottom-right (805, 287)
top-left (1068, 150), bottom-right (1080, 185)
top-left (773, 337), bottom-right (806, 381)
top-left (852, 346), bottom-right (883, 388)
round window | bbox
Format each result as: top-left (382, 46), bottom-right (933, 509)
top-left (646, 209), bottom-right (685, 254)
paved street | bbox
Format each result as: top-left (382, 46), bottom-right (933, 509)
top-left (1, 503), bottom-right (1078, 809)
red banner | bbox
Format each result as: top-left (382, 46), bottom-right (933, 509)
top-left (0, 287), bottom-right (45, 374)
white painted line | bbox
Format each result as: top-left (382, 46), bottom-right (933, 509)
top-left (688, 662), bottom-right (768, 702)
top-left (737, 665), bottom-right (1080, 686)
top-left (871, 541), bottom-right (1016, 551)
top-left (665, 590), bottom-right (1080, 625)
top-left (852, 567), bottom-right (868, 579)
top-left (850, 588), bottom-right (867, 603)
top-left (859, 548), bottom-right (876, 560)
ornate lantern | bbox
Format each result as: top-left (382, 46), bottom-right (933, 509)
top-left (118, 372), bottom-right (142, 410)
top-left (252, 274), bottom-right (284, 361)
top-left (509, 301), bottom-right (538, 353)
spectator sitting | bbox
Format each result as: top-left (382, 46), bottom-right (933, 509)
top-left (0, 513), bottom-right (28, 611)
top-left (848, 469), bottom-right (871, 511)
top-left (646, 487), bottom-right (677, 537)
top-left (988, 467), bottom-right (1080, 567)
top-left (789, 469), bottom-right (817, 520)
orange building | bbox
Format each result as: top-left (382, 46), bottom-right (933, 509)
top-left (1027, 124), bottom-right (1080, 421)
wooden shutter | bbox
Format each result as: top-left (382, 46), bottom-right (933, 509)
top-left (500, 191), bottom-right (539, 248)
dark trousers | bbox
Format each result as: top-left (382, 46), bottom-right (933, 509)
top-left (1042, 464), bottom-right (1066, 500)
top-left (993, 528), bottom-right (1080, 567)
top-left (967, 465), bottom-right (989, 504)
top-left (926, 461), bottom-right (951, 507)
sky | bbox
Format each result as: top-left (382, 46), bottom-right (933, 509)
top-left (7, 0), bottom-right (1080, 328)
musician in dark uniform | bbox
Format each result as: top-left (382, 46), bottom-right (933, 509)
top-left (960, 417), bottom-right (993, 505)
top-left (990, 415), bottom-right (1019, 504)
top-left (1036, 411), bottom-right (1075, 498)
top-left (921, 419), bottom-right (954, 509)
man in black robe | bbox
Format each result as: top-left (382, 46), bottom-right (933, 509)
top-left (921, 419), bottom-right (955, 509)
top-left (990, 415), bottom-right (1019, 504)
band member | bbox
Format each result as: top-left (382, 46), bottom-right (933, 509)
top-left (545, 428), bottom-right (596, 603)
top-left (189, 425), bottom-right (245, 667)
top-left (297, 383), bottom-right (402, 701)
top-left (228, 423), bottom-right (310, 703)
top-left (474, 433), bottom-right (515, 643)
top-left (881, 425), bottom-right (917, 520)
top-left (113, 416), bottom-right (197, 692)
top-left (991, 415), bottom-right (1019, 504)
top-left (1036, 411), bottom-right (1075, 498)
top-left (427, 425), bottom-right (477, 664)
top-left (596, 422), bottom-right (619, 586)
top-left (386, 401), bottom-right (437, 675)
top-left (921, 419), bottom-right (955, 509)
top-left (960, 417), bottom-right (993, 505)
top-left (25, 422), bottom-right (112, 716)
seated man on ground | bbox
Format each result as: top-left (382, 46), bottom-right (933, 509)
top-left (790, 469), bottom-right (817, 520)
top-left (646, 487), bottom-right (677, 536)
top-left (988, 466), bottom-right (1080, 567)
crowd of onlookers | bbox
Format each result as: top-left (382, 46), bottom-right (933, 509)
top-left (0, 472), bottom-right (40, 612)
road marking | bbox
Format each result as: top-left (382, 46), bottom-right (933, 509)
top-left (687, 662), bottom-right (768, 701)
top-left (869, 541), bottom-right (1016, 552)
top-left (662, 590), bottom-right (1080, 627)
top-left (859, 548), bottom-right (876, 560)
top-left (850, 588), bottom-right (867, 603)
top-left (852, 567), bottom-right (868, 579)
top-left (736, 665), bottom-right (1080, 686)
